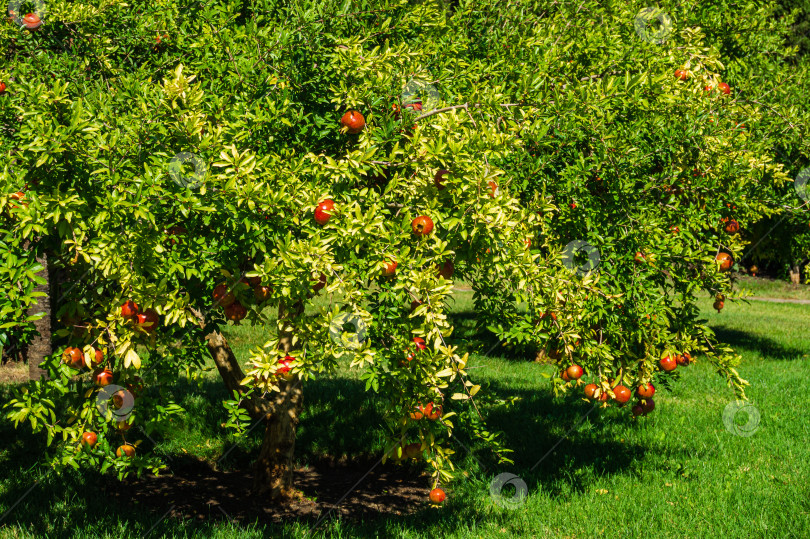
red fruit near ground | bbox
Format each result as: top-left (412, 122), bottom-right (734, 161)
top-left (584, 384), bottom-right (598, 399)
top-left (121, 300), bottom-right (139, 318)
top-left (566, 365), bottom-right (583, 380)
top-left (0, 81), bottom-right (5, 93)
top-left (62, 347), bottom-right (84, 368)
top-left (212, 283), bottom-right (236, 307)
top-left (314, 199), bottom-right (335, 225)
top-left (429, 488), bottom-right (446, 504)
top-left (411, 215), bottom-right (434, 236)
top-left (660, 355), bottom-right (677, 372)
top-left (434, 169), bottom-right (449, 190)
top-left (637, 383), bottom-right (655, 399)
top-left (413, 337), bottom-right (426, 351)
top-left (92, 347), bottom-right (104, 366)
top-left (409, 405), bottom-right (424, 420)
top-left (276, 356), bottom-right (295, 380)
top-left (715, 252), bottom-right (733, 272)
top-left (642, 398), bottom-right (655, 414)
top-left (561, 369), bottom-right (571, 382)
top-left (426, 403), bottom-right (443, 420)
top-left (714, 300), bottom-right (725, 312)
top-left (254, 285), bottom-right (272, 302)
top-left (23, 12), bottom-right (41, 30)
top-left (722, 218), bottom-right (740, 234)
top-left (81, 432), bottom-right (97, 448)
top-left (312, 272), bottom-right (327, 292)
top-left (632, 404), bottom-right (645, 416)
top-left (597, 392), bottom-right (609, 401)
top-left (382, 260), bottom-right (397, 277)
top-left (224, 302), bottom-right (247, 322)
top-left (340, 110), bottom-right (365, 134)
top-left (94, 369), bottom-right (114, 386)
top-left (613, 385), bottom-right (631, 403)
top-left (674, 69), bottom-right (688, 81)
top-left (116, 444), bottom-right (136, 458)
top-left (677, 352), bottom-right (692, 366)
top-left (136, 309), bottom-right (159, 332)
top-left (718, 82), bottom-right (731, 95)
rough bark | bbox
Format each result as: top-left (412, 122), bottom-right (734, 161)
top-left (205, 330), bottom-right (272, 421)
top-left (27, 250), bottom-right (51, 381)
top-left (251, 300), bottom-right (304, 500)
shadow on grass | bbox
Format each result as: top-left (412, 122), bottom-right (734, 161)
top-left (0, 366), bottom-right (667, 537)
top-left (712, 326), bottom-right (805, 360)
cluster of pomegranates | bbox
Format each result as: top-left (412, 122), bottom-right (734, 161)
top-left (212, 277), bottom-right (267, 323)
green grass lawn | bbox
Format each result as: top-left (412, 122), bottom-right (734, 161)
top-left (1, 280), bottom-right (808, 538)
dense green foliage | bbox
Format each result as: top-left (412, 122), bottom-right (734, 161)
top-left (0, 0), bottom-right (806, 496)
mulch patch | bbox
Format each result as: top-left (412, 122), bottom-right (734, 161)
top-left (106, 456), bottom-right (431, 526)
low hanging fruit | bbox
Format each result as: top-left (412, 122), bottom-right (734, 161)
top-left (437, 260), bottom-right (454, 279)
top-left (413, 337), bottom-right (427, 351)
top-left (713, 299), bottom-right (725, 312)
top-left (381, 260), bottom-right (397, 277)
top-left (584, 383), bottom-right (598, 399)
top-left (136, 309), bottom-right (159, 332)
top-left (721, 217), bottom-right (740, 234)
top-left (116, 444), bottom-right (136, 458)
top-left (566, 365), bottom-right (584, 380)
top-left (411, 215), bottom-right (434, 236)
top-left (121, 300), bottom-right (139, 319)
top-left (634, 251), bottom-right (646, 264)
top-left (212, 283), bottom-right (236, 307)
top-left (224, 302), bottom-right (247, 322)
top-left (676, 352), bottom-right (692, 366)
top-left (637, 383), bottom-right (655, 399)
top-left (0, 81), bottom-right (6, 94)
top-left (715, 252), bottom-right (733, 272)
top-left (94, 368), bottom-right (114, 386)
top-left (22, 12), bottom-right (42, 30)
top-left (62, 347), bottom-right (84, 369)
top-left (81, 432), bottom-right (98, 448)
top-left (560, 369), bottom-right (570, 382)
top-left (659, 355), bottom-right (677, 372)
top-left (674, 69), bottom-right (688, 81)
top-left (340, 110), bottom-right (365, 134)
top-left (429, 487), bottom-right (446, 504)
top-left (613, 385), bottom-right (631, 403)
top-left (717, 82), bottom-right (731, 95)
top-left (314, 199), bottom-right (335, 225)
top-left (254, 285), bottom-right (271, 302)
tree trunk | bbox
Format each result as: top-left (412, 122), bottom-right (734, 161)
top-left (252, 300), bottom-right (304, 500)
top-left (789, 264), bottom-right (801, 284)
top-left (27, 250), bottom-right (51, 381)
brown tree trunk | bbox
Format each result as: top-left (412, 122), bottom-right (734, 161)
top-left (252, 299), bottom-right (304, 500)
top-left (27, 250), bottom-right (51, 381)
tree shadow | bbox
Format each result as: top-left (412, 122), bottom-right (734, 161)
top-left (712, 326), bottom-right (805, 360)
